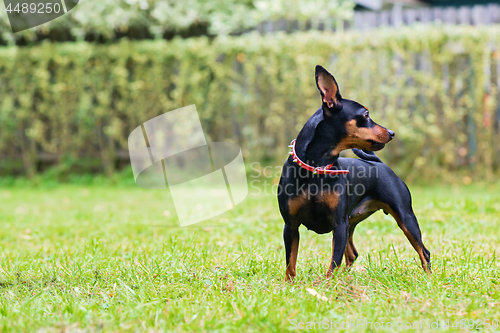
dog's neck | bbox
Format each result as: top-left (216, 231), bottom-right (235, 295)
top-left (297, 137), bottom-right (342, 167)
top-left (295, 131), bottom-right (344, 167)
top-left (293, 107), bottom-right (347, 168)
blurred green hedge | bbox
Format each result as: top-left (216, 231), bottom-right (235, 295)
top-left (1, 25), bottom-right (500, 181)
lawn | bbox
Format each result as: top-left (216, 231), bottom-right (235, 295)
top-left (1, 180), bottom-right (500, 332)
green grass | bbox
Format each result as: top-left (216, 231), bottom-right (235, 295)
top-left (1, 181), bottom-right (500, 332)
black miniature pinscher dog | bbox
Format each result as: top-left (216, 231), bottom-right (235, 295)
top-left (278, 65), bottom-right (431, 281)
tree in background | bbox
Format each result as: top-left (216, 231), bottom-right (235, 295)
top-left (0, 0), bottom-right (354, 44)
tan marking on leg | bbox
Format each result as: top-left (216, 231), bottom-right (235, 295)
top-left (385, 205), bottom-right (430, 273)
top-left (326, 233), bottom-right (336, 278)
top-left (285, 238), bottom-right (299, 281)
top-left (344, 236), bottom-right (357, 268)
top-left (399, 223), bottom-right (430, 273)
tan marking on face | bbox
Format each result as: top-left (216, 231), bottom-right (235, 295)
top-left (319, 191), bottom-right (340, 210)
top-left (288, 195), bottom-right (308, 216)
top-left (331, 119), bottom-right (391, 155)
top-left (317, 73), bottom-right (338, 108)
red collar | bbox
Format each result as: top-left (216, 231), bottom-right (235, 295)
top-left (288, 139), bottom-right (349, 175)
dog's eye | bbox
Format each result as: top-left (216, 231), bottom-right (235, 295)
top-left (364, 111), bottom-right (369, 119)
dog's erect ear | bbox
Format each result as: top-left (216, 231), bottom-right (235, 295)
top-left (315, 65), bottom-right (342, 113)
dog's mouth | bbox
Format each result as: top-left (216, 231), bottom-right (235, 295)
top-left (367, 140), bottom-right (386, 151)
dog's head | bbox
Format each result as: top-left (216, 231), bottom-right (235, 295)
top-left (315, 65), bottom-right (394, 153)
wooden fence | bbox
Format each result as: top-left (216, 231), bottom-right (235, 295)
top-left (255, 4), bottom-right (500, 34)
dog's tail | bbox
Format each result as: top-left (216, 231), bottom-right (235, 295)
top-left (352, 149), bottom-right (383, 163)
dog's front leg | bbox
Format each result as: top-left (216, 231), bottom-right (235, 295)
top-left (326, 220), bottom-right (349, 278)
top-left (284, 224), bottom-right (300, 282)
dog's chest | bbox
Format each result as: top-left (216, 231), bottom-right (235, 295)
top-left (288, 190), bottom-right (345, 234)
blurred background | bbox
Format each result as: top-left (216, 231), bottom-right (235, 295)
top-left (1, 0), bottom-right (500, 184)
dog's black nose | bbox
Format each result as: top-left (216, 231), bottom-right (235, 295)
top-left (388, 130), bottom-right (395, 138)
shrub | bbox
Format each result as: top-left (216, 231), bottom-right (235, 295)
top-left (1, 25), bottom-right (499, 181)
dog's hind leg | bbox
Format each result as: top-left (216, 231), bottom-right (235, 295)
top-left (373, 173), bottom-right (431, 273)
top-left (284, 224), bottom-right (300, 281)
top-left (344, 223), bottom-right (359, 268)
top-left (383, 204), bottom-right (431, 273)
top-left (344, 198), bottom-right (381, 268)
